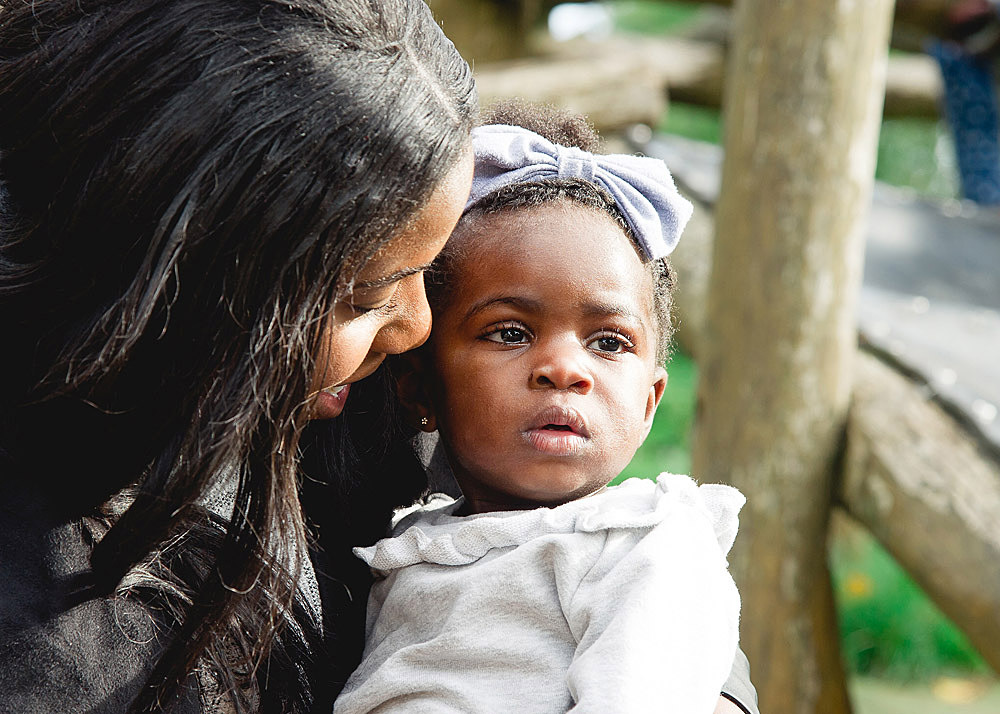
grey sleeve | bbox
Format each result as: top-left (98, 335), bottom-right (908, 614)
top-left (721, 646), bottom-right (760, 714)
top-left (0, 481), bottom-right (203, 714)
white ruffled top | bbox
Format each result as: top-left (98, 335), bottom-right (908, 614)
top-left (335, 473), bottom-right (745, 714)
top-left (356, 472), bottom-right (744, 571)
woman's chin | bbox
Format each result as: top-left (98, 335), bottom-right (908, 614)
top-left (310, 383), bottom-right (351, 419)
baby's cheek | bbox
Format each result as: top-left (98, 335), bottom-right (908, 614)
top-left (606, 410), bottom-right (647, 461)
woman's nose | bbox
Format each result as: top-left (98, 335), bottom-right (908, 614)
top-left (529, 341), bottom-right (593, 393)
top-left (374, 277), bottom-right (433, 355)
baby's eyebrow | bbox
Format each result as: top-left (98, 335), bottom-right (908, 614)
top-left (579, 300), bottom-right (645, 325)
top-left (463, 296), bottom-right (645, 326)
top-left (463, 295), bottom-right (542, 321)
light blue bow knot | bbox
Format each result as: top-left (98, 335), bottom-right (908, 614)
top-left (556, 145), bottom-right (597, 182)
top-left (467, 125), bottom-right (692, 261)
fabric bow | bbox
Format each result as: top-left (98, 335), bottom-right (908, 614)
top-left (467, 124), bottom-right (693, 261)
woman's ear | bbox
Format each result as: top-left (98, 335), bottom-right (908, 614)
top-left (642, 366), bottom-right (668, 439)
top-left (394, 350), bottom-right (437, 432)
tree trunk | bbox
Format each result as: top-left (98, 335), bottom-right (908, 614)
top-left (692, 1), bottom-right (895, 713)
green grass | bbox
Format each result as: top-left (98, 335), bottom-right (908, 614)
top-left (607, 0), bottom-right (704, 36)
top-left (831, 523), bottom-right (988, 681)
top-left (876, 117), bottom-right (959, 199)
top-left (659, 102), bottom-right (724, 145)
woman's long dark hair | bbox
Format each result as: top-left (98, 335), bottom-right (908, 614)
top-left (0, 0), bottom-right (475, 710)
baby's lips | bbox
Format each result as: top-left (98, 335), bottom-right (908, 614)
top-left (527, 404), bottom-right (590, 437)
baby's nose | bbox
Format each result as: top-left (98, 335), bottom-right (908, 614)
top-left (529, 343), bottom-right (593, 393)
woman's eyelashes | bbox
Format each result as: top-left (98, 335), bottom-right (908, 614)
top-left (350, 300), bottom-right (392, 316)
top-left (346, 285), bottom-right (399, 315)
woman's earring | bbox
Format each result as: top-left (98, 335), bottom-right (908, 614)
top-left (420, 417), bottom-right (429, 427)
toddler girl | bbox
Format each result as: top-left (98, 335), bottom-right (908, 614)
top-left (333, 108), bottom-right (745, 714)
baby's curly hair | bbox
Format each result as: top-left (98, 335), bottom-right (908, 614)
top-left (484, 99), bottom-right (603, 152)
top-left (431, 99), bottom-right (677, 364)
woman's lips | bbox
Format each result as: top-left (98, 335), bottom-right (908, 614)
top-left (308, 356), bottom-right (387, 420)
top-left (522, 405), bottom-right (590, 455)
top-left (312, 383), bottom-right (351, 420)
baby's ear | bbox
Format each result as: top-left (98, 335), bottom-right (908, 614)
top-left (392, 349), bottom-right (437, 432)
top-left (641, 366), bottom-right (668, 439)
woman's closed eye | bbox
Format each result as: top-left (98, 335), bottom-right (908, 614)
top-left (345, 284), bottom-right (399, 316)
top-left (349, 298), bottom-right (393, 315)
top-left (481, 322), bottom-right (532, 345)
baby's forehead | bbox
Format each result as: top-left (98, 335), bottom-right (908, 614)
top-left (445, 203), bottom-right (657, 310)
top-left (452, 198), bottom-right (633, 256)
top-left (456, 200), bottom-right (643, 266)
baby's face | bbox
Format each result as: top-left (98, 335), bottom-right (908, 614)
top-left (426, 201), bottom-right (667, 513)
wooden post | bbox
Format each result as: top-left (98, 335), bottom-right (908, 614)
top-left (692, 1), bottom-right (895, 713)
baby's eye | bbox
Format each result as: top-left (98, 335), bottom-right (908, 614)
top-left (483, 324), bottom-right (531, 344)
top-left (587, 333), bottom-right (633, 354)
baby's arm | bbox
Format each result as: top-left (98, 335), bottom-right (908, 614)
top-left (562, 502), bottom-right (741, 714)
top-left (721, 646), bottom-right (760, 714)
top-left (717, 695), bottom-right (749, 714)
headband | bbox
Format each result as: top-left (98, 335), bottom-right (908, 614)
top-left (467, 124), bottom-right (693, 261)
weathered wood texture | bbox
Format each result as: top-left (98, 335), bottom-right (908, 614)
top-left (881, 52), bottom-right (944, 118)
top-left (692, 1), bottom-right (895, 713)
top-left (474, 50), bottom-right (669, 132)
top-left (528, 35), bottom-right (728, 113)
top-left (841, 351), bottom-right (1000, 674)
top-left (475, 36), bottom-right (941, 129)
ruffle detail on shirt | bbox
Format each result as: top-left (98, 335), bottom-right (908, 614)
top-left (354, 474), bottom-right (745, 572)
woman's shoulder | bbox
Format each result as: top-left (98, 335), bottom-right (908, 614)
top-left (0, 479), bottom-right (202, 713)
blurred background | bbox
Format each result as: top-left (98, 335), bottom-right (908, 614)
top-left (425, 1), bottom-right (1000, 713)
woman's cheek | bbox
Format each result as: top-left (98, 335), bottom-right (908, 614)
top-left (312, 315), bottom-right (376, 390)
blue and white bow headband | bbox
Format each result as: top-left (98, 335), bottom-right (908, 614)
top-left (467, 124), bottom-right (693, 261)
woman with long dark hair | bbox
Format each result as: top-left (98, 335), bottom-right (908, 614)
top-left (0, 0), bottom-right (475, 711)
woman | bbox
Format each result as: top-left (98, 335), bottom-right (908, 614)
top-left (0, 0), bottom-right (474, 711)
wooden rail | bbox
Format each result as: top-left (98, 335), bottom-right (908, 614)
top-left (475, 36), bottom-right (942, 130)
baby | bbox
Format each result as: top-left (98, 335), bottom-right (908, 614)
top-left (334, 107), bottom-right (745, 714)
